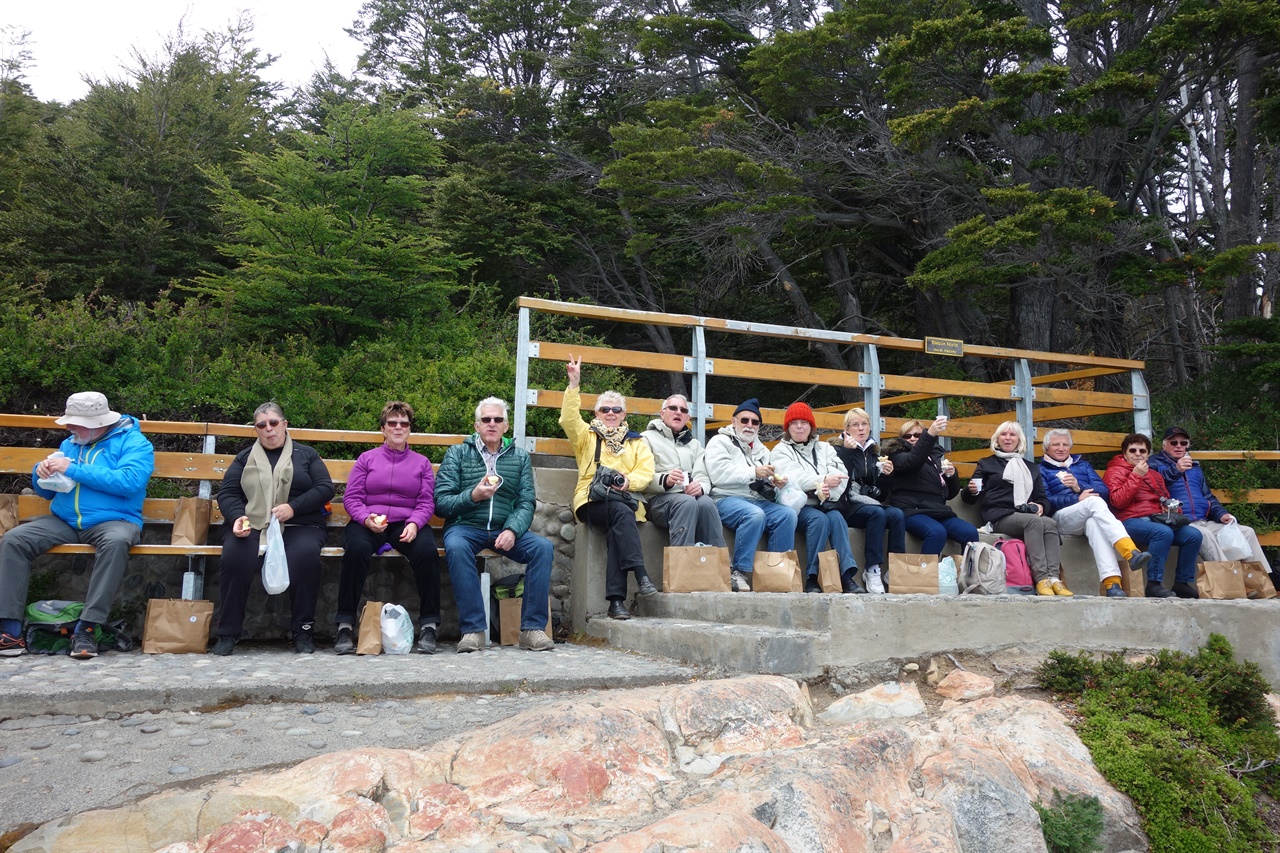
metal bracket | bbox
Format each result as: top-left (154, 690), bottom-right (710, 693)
top-left (1009, 386), bottom-right (1037, 400)
top-left (703, 359), bottom-right (715, 375)
top-left (528, 342), bottom-right (540, 358)
top-left (525, 389), bottom-right (539, 405)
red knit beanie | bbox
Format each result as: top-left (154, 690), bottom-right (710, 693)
top-left (783, 402), bottom-right (816, 431)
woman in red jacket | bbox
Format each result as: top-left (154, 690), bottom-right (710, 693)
top-left (1103, 433), bottom-right (1202, 599)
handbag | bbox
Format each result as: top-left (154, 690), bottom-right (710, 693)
top-left (752, 550), bottom-right (802, 592)
top-left (1195, 561), bottom-right (1248, 600)
top-left (141, 599), bottom-right (213, 654)
top-left (587, 437), bottom-right (639, 511)
top-left (1148, 509), bottom-right (1190, 528)
top-left (662, 546), bottom-right (730, 592)
top-left (889, 553), bottom-right (940, 595)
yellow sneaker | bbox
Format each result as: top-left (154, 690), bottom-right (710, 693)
top-left (1035, 579), bottom-right (1056, 596)
top-left (1050, 580), bottom-right (1074, 597)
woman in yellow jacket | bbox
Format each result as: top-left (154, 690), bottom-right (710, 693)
top-left (560, 356), bottom-right (656, 620)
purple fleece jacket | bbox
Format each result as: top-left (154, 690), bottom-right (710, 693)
top-left (342, 444), bottom-right (435, 527)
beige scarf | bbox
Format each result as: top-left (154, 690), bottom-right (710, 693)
top-left (994, 450), bottom-right (1034, 506)
top-left (242, 435), bottom-right (294, 530)
top-left (590, 420), bottom-right (629, 456)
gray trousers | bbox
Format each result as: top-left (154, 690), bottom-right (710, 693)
top-left (991, 513), bottom-right (1061, 583)
top-left (646, 493), bottom-right (727, 547)
top-left (0, 516), bottom-right (140, 625)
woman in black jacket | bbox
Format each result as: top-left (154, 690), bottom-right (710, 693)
top-left (881, 417), bottom-right (977, 555)
top-left (832, 407), bottom-right (906, 594)
top-left (213, 402), bottom-right (335, 655)
top-left (962, 420), bottom-right (1070, 596)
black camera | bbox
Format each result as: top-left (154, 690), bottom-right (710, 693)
top-left (601, 470), bottom-right (627, 489)
top-left (1014, 502), bottom-right (1040, 514)
top-left (749, 478), bottom-right (778, 501)
top-left (863, 485), bottom-right (883, 501)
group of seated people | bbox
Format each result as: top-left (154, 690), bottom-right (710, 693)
top-left (0, 378), bottom-right (1273, 658)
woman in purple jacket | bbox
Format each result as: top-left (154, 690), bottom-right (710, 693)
top-left (333, 401), bottom-right (440, 655)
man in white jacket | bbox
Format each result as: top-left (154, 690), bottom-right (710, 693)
top-left (703, 399), bottom-right (798, 591)
top-left (642, 395), bottom-right (727, 548)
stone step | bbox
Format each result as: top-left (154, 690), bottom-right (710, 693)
top-left (636, 589), bottom-right (839, 631)
top-left (584, 615), bottom-right (828, 678)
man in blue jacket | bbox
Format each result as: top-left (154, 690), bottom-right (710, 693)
top-left (1150, 425), bottom-right (1272, 573)
top-left (0, 392), bottom-right (155, 659)
top-left (435, 397), bottom-right (553, 653)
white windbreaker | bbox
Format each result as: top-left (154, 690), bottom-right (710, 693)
top-left (771, 436), bottom-right (850, 506)
top-left (641, 419), bottom-right (713, 496)
top-left (703, 425), bottom-right (772, 499)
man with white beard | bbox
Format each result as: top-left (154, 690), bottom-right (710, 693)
top-left (702, 399), bottom-right (798, 591)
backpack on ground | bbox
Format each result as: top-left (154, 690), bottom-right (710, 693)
top-left (959, 542), bottom-right (1007, 594)
top-left (993, 538), bottom-right (1034, 591)
top-left (23, 600), bottom-right (132, 654)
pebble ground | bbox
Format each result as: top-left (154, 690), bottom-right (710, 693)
top-left (0, 639), bottom-right (698, 833)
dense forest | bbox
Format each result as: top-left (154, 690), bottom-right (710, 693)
top-left (0, 0), bottom-right (1278, 444)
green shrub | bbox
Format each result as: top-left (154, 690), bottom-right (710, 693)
top-left (1034, 789), bottom-right (1104, 853)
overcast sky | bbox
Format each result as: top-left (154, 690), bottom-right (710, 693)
top-left (4, 1), bottom-right (368, 104)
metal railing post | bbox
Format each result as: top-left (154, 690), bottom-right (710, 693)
top-left (1013, 358), bottom-right (1036, 460)
top-left (1131, 368), bottom-right (1152, 437)
top-left (936, 398), bottom-right (951, 453)
top-left (691, 326), bottom-right (709, 439)
top-left (861, 344), bottom-right (883, 439)
top-left (514, 307), bottom-right (532, 451)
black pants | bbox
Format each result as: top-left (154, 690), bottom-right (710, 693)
top-left (577, 500), bottom-right (646, 601)
top-left (217, 524), bottom-right (327, 637)
top-left (335, 521), bottom-right (441, 626)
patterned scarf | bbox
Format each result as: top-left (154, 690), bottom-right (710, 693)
top-left (590, 420), bottom-right (629, 456)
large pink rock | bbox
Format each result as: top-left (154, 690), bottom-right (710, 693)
top-left (934, 671), bottom-right (995, 701)
top-left (589, 806), bottom-right (791, 851)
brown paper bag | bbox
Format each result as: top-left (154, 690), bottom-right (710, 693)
top-left (817, 550), bottom-right (843, 593)
top-left (141, 599), bottom-right (213, 654)
top-left (1115, 558), bottom-right (1145, 598)
top-left (492, 597), bottom-right (554, 644)
top-left (1242, 562), bottom-right (1277, 600)
top-left (0, 495), bottom-right (19, 536)
top-left (888, 553), bottom-right (940, 595)
top-left (663, 546), bottom-right (730, 592)
top-left (171, 497), bottom-right (212, 546)
top-left (1196, 561), bottom-right (1248, 600)
top-left (752, 550), bottom-right (802, 593)
top-left (357, 600), bottom-right (384, 655)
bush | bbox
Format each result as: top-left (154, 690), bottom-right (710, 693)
top-left (1034, 790), bottom-right (1105, 853)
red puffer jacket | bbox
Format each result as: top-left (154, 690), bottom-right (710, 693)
top-left (1103, 455), bottom-right (1171, 520)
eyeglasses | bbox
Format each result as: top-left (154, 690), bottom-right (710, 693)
top-left (737, 417), bottom-right (761, 426)
top-left (1168, 439), bottom-right (1190, 447)
top-left (384, 420), bottom-right (411, 428)
top-left (905, 432), bottom-right (923, 439)
top-left (254, 419), bottom-right (281, 430)
top-left (479, 416), bottom-right (506, 424)
top-left (1126, 447), bottom-right (1149, 455)
top-left (597, 406), bottom-right (624, 414)
top-left (665, 405), bottom-right (689, 414)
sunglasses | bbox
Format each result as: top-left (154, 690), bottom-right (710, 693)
top-left (905, 432), bottom-right (923, 439)
top-left (254, 419), bottom-right (282, 430)
top-left (1126, 447), bottom-right (1149, 454)
top-left (665, 405), bottom-right (690, 414)
top-left (1168, 439), bottom-right (1190, 447)
top-left (597, 406), bottom-right (624, 414)
top-left (737, 417), bottom-right (761, 426)
top-left (479, 416), bottom-right (506, 424)
top-left (384, 420), bottom-right (411, 428)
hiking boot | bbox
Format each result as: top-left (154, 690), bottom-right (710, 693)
top-left (1172, 582), bottom-right (1199, 599)
top-left (607, 600), bottom-right (631, 620)
top-left (637, 577), bottom-right (659, 597)
top-left (457, 632), bottom-right (485, 653)
top-left (1050, 580), bottom-right (1074, 597)
top-left (731, 569), bottom-right (752, 592)
top-left (0, 632), bottom-right (26, 657)
top-left (416, 625), bottom-right (438, 655)
top-left (863, 568), bottom-right (885, 595)
top-left (804, 574), bottom-right (822, 594)
top-left (69, 627), bottom-right (98, 660)
top-left (210, 636), bottom-right (237, 656)
top-left (293, 624), bottom-right (316, 654)
top-left (1128, 551), bottom-right (1153, 574)
top-left (333, 626), bottom-right (355, 655)
top-left (1035, 579), bottom-right (1056, 597)
top-left (841, 570), bottom-right (866, 594)
top-left (519, 629), bottom-right (554, 651)
top-left (1145, 581), bottom-right (1175, 598)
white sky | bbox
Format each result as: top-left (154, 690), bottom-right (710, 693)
top-left (3, 1), bottom-right (369, 104)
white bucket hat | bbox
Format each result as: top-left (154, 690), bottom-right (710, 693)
top-left (55, 392), bottom-right (121, 428)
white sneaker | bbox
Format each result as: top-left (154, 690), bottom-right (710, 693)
top-left (864, 568), bottom-right (885, 595)
top-left (731, 569), bottom-right (752, 592)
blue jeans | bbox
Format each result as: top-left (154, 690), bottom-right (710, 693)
top-left (715, 497), bottom-right (797, 573)
top-left (1121, 518), bottom-right (1203, 584)
top-left (797, 506), bottom-right (858, 577)
top-left (444, 526), bottom-right (553, 634)
top-left (904, 514), bottom-right (979, 556)
top-left (840, 504), bottom-right (906, 568)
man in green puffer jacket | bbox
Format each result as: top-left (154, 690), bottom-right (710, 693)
top-left (435, 397), bottom-right (554, 653)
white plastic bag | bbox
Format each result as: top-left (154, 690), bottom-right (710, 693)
top-left (938, 556), bottom-right (959, 595)
top-left (775, 484), bottom-right (807, 512)
top-left (380, 604), bottom-right (414, 655)
top-left (36, 451), bottom-right (75, 493)
top-left (260, 517), bottom-right (289, 595)
top-left (1217, 522), bottom-right (1252, 561)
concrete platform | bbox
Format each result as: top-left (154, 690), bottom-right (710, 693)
top-left (583, 590), bottom-right (1280, 684)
